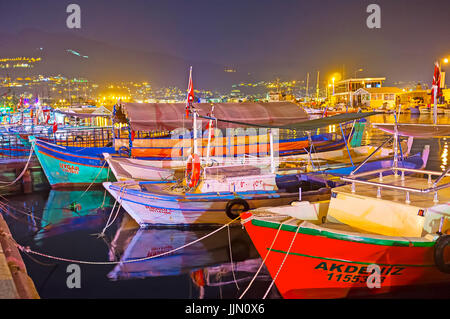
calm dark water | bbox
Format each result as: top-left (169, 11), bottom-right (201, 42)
top-left (1, 113), bottom-right (450, 299)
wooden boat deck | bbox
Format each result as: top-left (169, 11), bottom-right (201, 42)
top-left (334, 175), bottom-right (450, 208)
top-left (247, 213), bottom-right (435, 243)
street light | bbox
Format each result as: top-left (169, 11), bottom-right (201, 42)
top-left (439, 56), bottom-right (449, 89)
top-left (354, 68), bottom-right (364, 78)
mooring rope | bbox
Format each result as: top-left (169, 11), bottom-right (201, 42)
top-left (227, 224), bottom-right (239, 290)
top-left (99, 167), bottom-right (110, 209)
top-left (0, 143), bottom-right (34, 187)
top-left (71, 161), bottom-right (107, 203)
top-left (262, 221), bottom-right (302, 299)
top-left (98, 185), bottom-right (125, 237)
top-left (238, 218), bottom-right (287, 299)
top-left (14, 216), bottom-right (241, 265)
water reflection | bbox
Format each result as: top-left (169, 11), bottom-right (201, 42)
top-left (35, 189), bottom-right (114, 240)
top-left (107, 215), bottom-right (276, 298)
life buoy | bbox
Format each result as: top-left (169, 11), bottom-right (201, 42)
top-left (434, 235), bottom-right (450, 274)
top-left (186, 153), bottom-right (201, 188)
top-left (225, 198), bottom-right (249, 220)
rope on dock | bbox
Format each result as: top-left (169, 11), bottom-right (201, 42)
top-left (0, 143), bottom-right (34, 187)
top-left (13, 216), bottom-right (241, 265)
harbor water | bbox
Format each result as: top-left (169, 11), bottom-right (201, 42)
top-left (1, 113), bottom-right (450, 299)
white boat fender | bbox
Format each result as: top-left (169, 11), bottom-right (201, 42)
top-left (225, 198), bottom-right (249, 220)
top-left (434, 235), bottom-right (450, 274)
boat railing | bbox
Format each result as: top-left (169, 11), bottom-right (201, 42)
top-left (34, 126), bottom-right (113, 148)
top-left (341, 167), bottom-right (450, 204)
top-left (0, 132), bottom-right (31, 159)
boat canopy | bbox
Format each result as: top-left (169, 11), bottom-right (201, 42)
top-left (115, 102), bottom-right (378, 132)
top-left (277, 112), bottom-right (379, 131)
top-left (114, 102), bottom-right (309, 131)
top-left (373, 123), bottom-right (450, 138)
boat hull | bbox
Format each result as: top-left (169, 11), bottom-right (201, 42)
top-left (104, 182), bottom-right (330, 227)
top-left (242, 214), bottom-right (450, 298)
top-left (31, 137), bottom-right (115, 188)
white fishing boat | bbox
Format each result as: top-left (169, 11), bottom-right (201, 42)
top-left (103, 163), bottom-right (332, 227)
top-left (104, 134), bottom-right (412, 181)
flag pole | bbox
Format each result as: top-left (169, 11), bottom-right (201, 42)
top-left (188, 66), bottom-right (199, 155)
top-left (206, 104), bottom-right (214, 164)
top-left (434, 85), bottom-right (438, 125)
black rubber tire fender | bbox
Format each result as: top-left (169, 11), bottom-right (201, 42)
top-left (225, 198), bottom-right (249, 220)
top-left (434, 235), bottom-right (450, 274)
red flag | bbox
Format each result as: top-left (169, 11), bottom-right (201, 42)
top-left (431, 62), bottom-right (442, 101)
top-left (185, 67), bottom-right (195, 119)
top-left (52, 122), bottom-right (58, 133)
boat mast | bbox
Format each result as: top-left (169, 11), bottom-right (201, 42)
top-left (305, 72), bottom-right (309, 100)
top-left (205, 104), bottom-right (214, 163)
top-left (269, 129), bottom-right (275, 173)
top-left (393, 109), bottom-right (399, 175)
top-left (316, 71), bottom-right (320, 102)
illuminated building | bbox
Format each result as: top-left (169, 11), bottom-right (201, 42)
top-left (353, 87), bottom-right (403, 109)
top-left (333, 77), bottom-right (385, 106)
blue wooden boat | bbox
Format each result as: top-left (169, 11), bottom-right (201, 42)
top-left (29, 136), bottom-right (115, 188)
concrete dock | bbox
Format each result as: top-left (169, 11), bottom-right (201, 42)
top-left (0, 213), bottom-right (40, 299)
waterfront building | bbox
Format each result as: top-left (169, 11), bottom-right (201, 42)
top-left (333, 77), bottom-right (385, 106)
top-left (353, 87), bottom-right (403, 109)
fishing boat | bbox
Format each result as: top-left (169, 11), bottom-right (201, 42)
top-left (242, 163), bottom-right (450, 298)
top-left (103, 110), bottom-right (404, 227)
top-left (103, 163), bottom-right (332, 227)
top-left (29, 136), bottom-right (115, 188)
top-left (102, 138), bottom-right (425, 228)
top-left (103, 137), bottom-right (410, 181)
top-left (241, 118), bottom-right (449, 298)
top-left (112, 102), bottom-right (358, 160)
top-left (32, 99), bottom-right (373, 188)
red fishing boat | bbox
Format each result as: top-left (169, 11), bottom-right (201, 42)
top-left (241, 164), bottom-right (450, 298)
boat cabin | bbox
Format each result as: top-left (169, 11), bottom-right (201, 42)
top-left (198, 164), bottom-right (277, 193)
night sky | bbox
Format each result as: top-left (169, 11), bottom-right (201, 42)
top-left (1, 0), bottom-right (449, 86)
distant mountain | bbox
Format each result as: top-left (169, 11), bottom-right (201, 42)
top-left (0, 29), bottom-right (254, 90)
